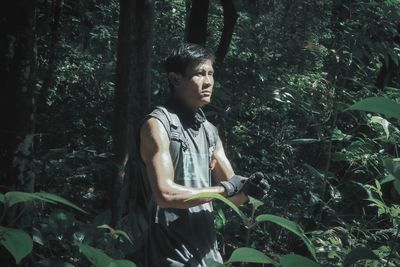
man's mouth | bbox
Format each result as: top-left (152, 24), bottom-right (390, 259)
top-left (201, 91), bottom-right (212, 96)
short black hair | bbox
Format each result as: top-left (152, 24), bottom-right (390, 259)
top-left (165, 43), bottom-right (215, 92)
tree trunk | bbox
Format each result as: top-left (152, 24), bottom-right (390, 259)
top-left (111, 0), bottom-right (154, 227)
top-left (186, 0), bottom-right (209, 45)
top-left (215, 0), bottom-right (238, 64)
top-left (0, 0), bottom-right (37, 195)
top-left (376, 23), bottom-right (400, 90)
top-left (37, 0), bottom-right (63, 113)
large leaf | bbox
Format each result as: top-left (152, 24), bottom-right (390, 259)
top-left (5, 191), bottom-right (54, 207)
top-left (186, 192), bottom-right (246, 220)
top-left (0, 193), bottom-right (5, 203)
top-left (35, 192), bottom-right (87, 213)
top-left (0, 226), bottom-right (33, 264)
top-left (383, 158), bottom-right (400, 180)
top-left (280, 254), bottom-right (321, 267)
top-left (205, 258), bottom-right (226, 267)
top-left (345, 97), bottom-right (400, 121)
top-left (225, 247), bottom-right (279, 266)
top-left (254, 214), bottom-right (316, 259)
top-left (77, 243), bottom-right (136, 267)
top-left (343, 247), bottom-right (380, 267)
top-left (3, 191), bottom-right (86, 213)
top-left (107, 260), bottom-right (137, 267)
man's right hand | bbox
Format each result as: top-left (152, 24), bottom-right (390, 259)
top-left (241, 172), bottom-right (270, 200)
top-left (219, 172), bottom-right (270, 199)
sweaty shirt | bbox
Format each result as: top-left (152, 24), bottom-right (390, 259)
top-left (139, 101), bottom-right (223, 266)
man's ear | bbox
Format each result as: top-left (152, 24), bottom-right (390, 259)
top-left (168, 72), bottom-right (181, 88)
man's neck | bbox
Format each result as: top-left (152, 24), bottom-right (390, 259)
top-left (167, 96), bottom-right (201, 114)
top-left (166, 96), bottom-right (206, 129)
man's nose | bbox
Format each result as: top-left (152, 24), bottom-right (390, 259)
top-left (204, 74), bottom-right (213, 86)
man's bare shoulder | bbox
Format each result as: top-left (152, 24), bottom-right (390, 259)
top-left (140, 117), bottom-right (170, 156)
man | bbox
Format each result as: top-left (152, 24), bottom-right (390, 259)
top-left (138, 43), bottom-right (270, 266)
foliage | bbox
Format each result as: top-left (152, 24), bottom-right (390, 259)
top-left (2, 0), bottom-right (400, 266)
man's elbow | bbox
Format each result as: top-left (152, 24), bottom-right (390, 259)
top-left (154, 190), bottom-right (177, 208)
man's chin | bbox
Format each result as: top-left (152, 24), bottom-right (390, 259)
top-left (200, 96), bottom-right (211, 104)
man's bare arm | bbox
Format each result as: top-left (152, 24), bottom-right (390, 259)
top-left (140, 117), bottom-right (227, 209)
top-left (212, 137), bottom-right (249, 206)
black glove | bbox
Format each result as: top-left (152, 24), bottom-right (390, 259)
top-left (219, 175), bottom-right (248, 197)
top-left (241, 172), bottom-right (270, 199)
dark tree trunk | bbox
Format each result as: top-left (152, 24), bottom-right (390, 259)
top-left (376, 23), bottom-right (400, 90)
top-left (376, 58), bottom-right (398, 90)
top-left (186, 0), bottom-right (209, 45)
top-left (111, 0), bottom-right (154, 227)
top-left (37, 0), bottom-right (63, 113)
top-left (0, 0), bottom-right (37, 194)
top-left (215, 0), bottom-right (238, 64)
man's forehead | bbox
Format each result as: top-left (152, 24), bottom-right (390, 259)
top-left (189, 59), bottom-right (214, 71)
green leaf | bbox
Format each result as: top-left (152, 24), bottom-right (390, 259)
top-left (248, 196), bottom-right (263, 210)
top-left (186, 192), bottom-right (247, 220)
top-left (345, 97), bottom-right (400, 121)
top-left (205, 259), bottom-right (226, 267)
top-left (304, 164), bottom-right (324, 179)
top-left (35, 192), bottom-right (87, 213)
top-left (331, 128), bottom-right (351, 141)
top-left (77, 243), bottom-right (136, 267)
top-left (381, 174), bottom-right (396, 184)
top-left (97, 224), bottom-right (133, 244)
top-left (370, 116), bottom-right (390, 139)
top-left (107, 260), bottom-right (137, 267)
top-left (78, 243), bottom-right (112, 267)
top-left (5, 191), bottom-right (54, 207)
top-left (280, 254), bottom-right (321, 267)
top-left (0, 193), bottom-right (5, 203)
top-left (0, 226), bottom-right (33, 264)
top-left (383, 158), bottom-right (400, 179)
top-left (3, 191), bottom-right (86, 213)
top-left (225, 247), bottom-right (278, 266)
top-left (343, 247), bottom-right (380, 267)
top-left (254, 214), bottom-right (316, 259)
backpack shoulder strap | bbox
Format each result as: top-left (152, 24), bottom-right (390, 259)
top-left (154, 105), bottom-right (182, 139)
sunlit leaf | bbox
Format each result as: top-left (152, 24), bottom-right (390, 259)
top-left (0, 226), bottom-right (33, 264)
top-left (225, 247), bottom-right (279, 266)
top-left (187, 192), bottom-right (246, 220)
top-left (290, 138), bottom-right (320, 144)
top-left (248, 196), bottom-right (263, 210)
top-left (254, 214), bottom-right (316, 259)
top-left (370, 116), bottom-right (390, 139)
top-left (345, 97), bottom-right (400, 121)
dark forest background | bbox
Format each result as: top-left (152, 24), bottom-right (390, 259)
top-left (1, 0), bottom-right (400, 266)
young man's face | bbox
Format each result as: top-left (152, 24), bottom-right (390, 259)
top-left (171, 59), bottom-right (214, 109)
